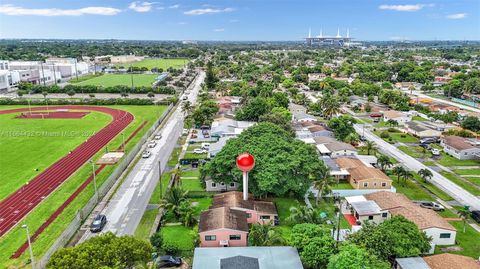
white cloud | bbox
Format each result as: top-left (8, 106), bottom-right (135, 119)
top-left (446, 13), bottom-right (466, 19)
top-left (379, 4), bottom-right (434, 12)
top-left (169, 4), bottom-right (180, 9)
top-left (213, 28), bottom-right (225, 32)
top-left (0, 4), bottom-right (121, 16)
top-left (184, 7), bottom-right (234, 15)
top-left (128, 2), bottom-right (154, 12)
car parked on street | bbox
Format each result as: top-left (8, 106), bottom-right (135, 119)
top-left (156, 255), bottom-right (182, 268)
top-left (90, 214), bottom-right (107, 233)
top-left (420, 137), bottom-right (438, 144)
top-left (148, 141), bottom-right (157, 148)
top-left (414, 201), bottom-right (445, 211)
top-left (142, 151), bottom-right (151, 158)
top-left (154, 134), bottom-right (162, 140)
top-left (431, 148), bottom-right (441, 156)
top-left (471, 210), bottom-right (480, 223)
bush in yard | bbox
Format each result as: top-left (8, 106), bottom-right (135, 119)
top-left (290, 223), bottom-right (336, 269)
top-left (387, 127), bottom-right (397, 132)
top-left (150, 232), bottom-right (163, 251)
top-left (380, 131), bottom-right (390, 139)
top-left (162, 241), bottom-right (180, 255)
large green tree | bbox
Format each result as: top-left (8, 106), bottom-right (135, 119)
top-left (327, 115), bottom-right (357, 141)
top-left (348, 216), bottom-right (431, 261)
top-left (327, 243), bottom-right (389, 269)
top-left (202, 123), bottom-right (327, 197)
top-left (47, 232), bottom-right (153, 269)
top-left (290, 223), bottom-right (336, 269)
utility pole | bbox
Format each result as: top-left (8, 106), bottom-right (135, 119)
top-left (51, 64), bottom-right (57, 85)
top-left (40, 62), bottom-right (46, 86)
top-left (90, 160), bottom-right (98, 202)
top-left (74, 58), bottom-right (79, 81)
top-left (22, 224), bottom-right (35, 269)
top-left (122, 133), bottom-right (126, 152)
top-left (158, 160), bottom-right (163, 200)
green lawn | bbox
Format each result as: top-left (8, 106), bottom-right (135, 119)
top-left (150, 172), bottom-right (172, 204)
top-left (390, 176), bottom-right (434, 201)
top-left (331, 182), bottom-right (354, 190)
top-left (464, 177), bottom-right (480, 185)
top-left (412, 116), bottom-right (427, 121)
top-left (160, 225), bottom-right (196, 251)
top-left (180, 178), bottom-right (203, 192)
top-left (167, 147), bottom-right (182, 167)
top-left (0, 110), bottom-right (111, 200)
top-left (69, 73), bottom-right (103, 84)
top-left (435, 221), bottom-right (480, 258)
top-left (191, 197), bottom-right (212, 217)
top-left (182, 169), bottom-right (200, 178)
top-left (0, 105), bottom-right (166, 268)
top-left (440, 172), bottom-right (480, 196)
top-left (74, 74), bottom-right (158, 87)
top-left (437, 153), bottom-right (480, 167)
top-left (453, 169), bottom-right (480, 176)
top-left (398, 145), bottom-right (431, 158)
top-left (389, 133), bottom-right (419, 143)
top-left (134, 208), bottom-right (158, 241)
top-left (116, 58), bottom-right (188, 70)
top-left (184, 152), bottom-right (208, 160)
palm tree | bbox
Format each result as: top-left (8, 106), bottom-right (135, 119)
top-left (458, 207), bottom-right (470, 233)
top-left (312, 170), bottom-right (335, 205)
top-left (178, 200), bottom-right (197, 227)
top-left (418, 168), bottom-right (433, 183)
top-left (182, 101), bottom-right (192, 114)
top-left (344, 133), bottom-right (360, 145)
top-left (392, 166), bottom-right (407, 183)
top-left (159, 187), bottom-right (188, 218)
top-left (322, 99), bottom-right (340, 120)
top-left (377, 155), bottom-right (393, 171)
top-left (364, 141), bottom-right (376, 155)
top-left (287, 205), bottom-right (324, 224)
top-left (402, 170), bottom-right (414, 185)
top-left (386, 119), bottom-right (398, 128)
top-left (248, 224), bottom-right (285, 246)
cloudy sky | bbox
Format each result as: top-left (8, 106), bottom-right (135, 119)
top-left (0, 0), bottom-right (478, 40)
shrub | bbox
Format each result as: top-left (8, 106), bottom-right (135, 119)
top-left (387, 127), bottom-right (397, 132)
top-left (162, 241), bottom-right (180, 255)
top-left (380, 131), bottom-right (390, 139)
top-left (150, 232), bottom-right (163, 251)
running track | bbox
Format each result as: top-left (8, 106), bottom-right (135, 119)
top-left (0, 106), bottom-right (134, 237)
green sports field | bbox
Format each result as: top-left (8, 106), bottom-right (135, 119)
top-left (0, 105), bottom-right (167, 268)
top-left (0, 111), bottom-right (111, 201)
top-left (74, 74), bottom-right (157, 87)
top-left (116, 58), bottom-right (188, 70)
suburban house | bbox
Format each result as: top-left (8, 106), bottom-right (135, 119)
top-left (335, 158), bottom-right (392, 190)
top-left (395, 253), bottom-right (480, 269)
top-left (404, 122), bottom-right (442, 138)
top-left (204, 178), bottom-right (239, 192)
top-left (383, 110), bottom-right (412, 124)
top-left (441, 136), bottom-right (480, 160)
top-left (192, 247), bottom-right (304, 269)
top-left (198, 207), bottom-right (249, 247)
top-left (344, 195), bottom-right (390, 225)
top-left (306, 125), bottom-right (334, 138)
top-left (314, 136), bottom-right (357, 158)
top-left (288, 103), bottom-right (307, 115)
top-left (210, 192), bottom-right (279, 225)
top-left (308, 72), bottom-right (326, 82)
top-left (210, 117), bottom-right (255, 138)
top-left (208, 136), bottom-right (232, 159)
top-left (365, 191), bottom-right (456, 246)
top-left (292, 112), bottom-right (316, 123)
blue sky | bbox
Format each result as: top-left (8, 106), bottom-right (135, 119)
top-left (0, 0), bottom-right (479, 40)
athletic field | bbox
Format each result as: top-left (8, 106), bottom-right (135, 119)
top-left (74, 74), bottom-right (157, 87)
top-left (116, 58), bottom-right (188, 70)
top-left (0, 105), bottom-right (167, 268)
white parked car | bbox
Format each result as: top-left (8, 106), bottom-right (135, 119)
top-left (142, 151), bottom-right (151, 158)
top-left (193, 148), bottom-right (207, 154)
top-left (431, 148), bottom-right (441, 156)
top-left (148, 141), bottom-right (157, 148)
top-left (201, 143), bottom-right (210, 149)
top-left (154, 134), bottom-right (162, 140)
top-left (182, 96), bottom-right (188, 100)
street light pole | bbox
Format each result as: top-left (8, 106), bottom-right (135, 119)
top-left (90, 160), bottom-right (98, 202)
top-left (158, 160), bottom-right (163, 200)
top-left (22, 224), bottom-right (35, 269)
top-left (122, 133), bottom-right (126, 152)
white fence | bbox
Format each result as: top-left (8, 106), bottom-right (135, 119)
top-left (37, 103), bottom-right (174, 268)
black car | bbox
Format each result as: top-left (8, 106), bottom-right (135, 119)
top-left (90, 214), bottom-right (107, 233)
top-left (156, 255), bottom-right (182, 268)
top-left (471, 210), bottom-right (480, 224)
top-left (420, 137), bottom-right (438, 144)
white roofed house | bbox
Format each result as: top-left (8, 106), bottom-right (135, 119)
top-left (404, 122), bottom-right (442, 138)
top-left (210, 117), bottom-right (255, 138)
top-left (441, 136), bottom-right (480, 160)
top-left (314, 136), bottom-right (357, 158)
top-left (383, 110), bottom-right (412, 124)
top-left (292, 112), bottom-right (316, 123)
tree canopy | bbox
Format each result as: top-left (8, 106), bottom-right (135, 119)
top-left (290, 223), bottom-right (336, 269)
top-left (202, 122), bottom-right (327, 197)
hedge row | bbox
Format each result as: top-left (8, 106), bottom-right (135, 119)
top-left (0, 98), bottom-right (176, 106)
top-left (18, 83), bottom-right (177, 95)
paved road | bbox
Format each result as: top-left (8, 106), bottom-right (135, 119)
top-left (353, 124), bottom-right (480, 211)
top-left (79, 71), bottom-right (205, 242)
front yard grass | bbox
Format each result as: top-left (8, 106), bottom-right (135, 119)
top-left (181, 169), bottom-right (200, 178)
top-left (331, 182), bottom-right (354, 190)
top-left (437, 153), bottom-right (480, 167)
top-left (434, 220), bottom-right (480, 258)
top-left (453, 168), bottom-right (480, 176)
top-left (398, 145), bottom-right (431, 158)
top-left (149, 172), bottom-right (172, 204)
top-left (180, 178), bottom-right (203, 192)
top-left (390, 176), bottom-right (434, 201)
top-left (160, 225), bottom-right (196, 251)
top-left (191, 197), bottom-right (212, 217)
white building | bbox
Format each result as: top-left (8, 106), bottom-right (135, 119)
top-left (383, 110), bottom-right (412, 124)
top-left (441, 136), bottom-right (480, 160)
top-left (45, 58), bottom-right (89, 78)
top-left (9, 61), bottom-right (62, 84)
top-left (0, 70), bottom-right (20, 92)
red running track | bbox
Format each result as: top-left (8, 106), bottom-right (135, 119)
top-left (0, 106), bottom-right (134, 237)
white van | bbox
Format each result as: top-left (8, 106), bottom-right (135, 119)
top-left (201, 143), bottom-right (210, 149)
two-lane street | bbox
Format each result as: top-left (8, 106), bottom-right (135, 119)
top-left (354, 124), bottom-right (480, 210)
top-left (79, 70), bottom-right (205, 242)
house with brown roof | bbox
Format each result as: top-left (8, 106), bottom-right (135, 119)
top-left (365, 191), bottom-right (456, 246)
top-left (335, 158), bottom-right (392, 190)
top-left (383, 110), bottom-right (412, 124)
top-left (199, 207), bottom-right (249, 247)
top-left (441, 136), bottom-right (480, 160)
top-left (395, 253), bottom-right (480, 269)
top-left (211, 192), bottom-right (279, 225)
